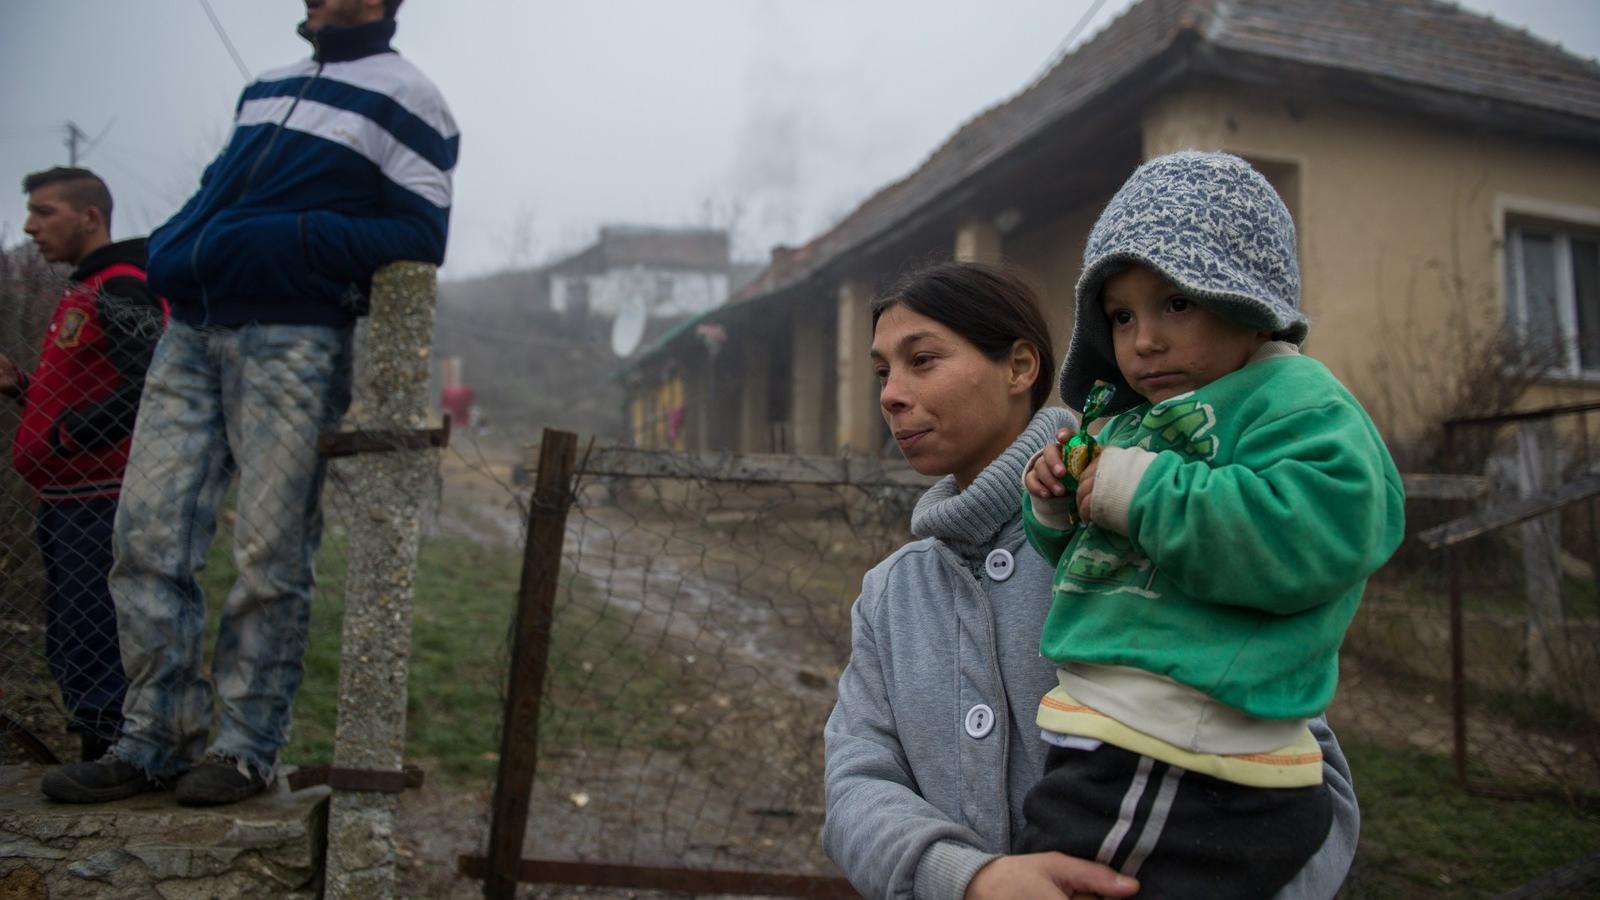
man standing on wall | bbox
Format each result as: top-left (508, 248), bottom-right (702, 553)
top-left (2, 167), bottom-right (166, 763)
top-left (41, 0), bottom-right (458, 805)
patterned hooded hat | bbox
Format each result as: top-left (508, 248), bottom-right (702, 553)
top-left (1058, 150), bottom-right (1308, 415)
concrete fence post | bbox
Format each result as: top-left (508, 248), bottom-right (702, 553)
top-left (323, 262), bottom-right (439, 899)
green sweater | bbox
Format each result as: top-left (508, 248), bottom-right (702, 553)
top-left (1023, 353), bottom-right (1405, 720)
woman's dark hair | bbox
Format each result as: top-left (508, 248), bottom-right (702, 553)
top-left (871, 261), bottom-right (1057, 412)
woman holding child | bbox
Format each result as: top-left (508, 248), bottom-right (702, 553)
top-left (823, 152), bottom-right (1384, 900)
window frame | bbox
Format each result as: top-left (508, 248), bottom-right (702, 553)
top-left (1499, 197), bottom-right (1600, 382)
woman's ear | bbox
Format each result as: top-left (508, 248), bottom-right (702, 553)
top-left (1007, 339), bottom-right (1040, 397)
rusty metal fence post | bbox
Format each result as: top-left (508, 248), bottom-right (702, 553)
top-left (483, 428), bottom-right (578, 900)
top-left (322, 262), bottom-right (441, 899)
top-left (1442, 422), bottom-right (1468, 786)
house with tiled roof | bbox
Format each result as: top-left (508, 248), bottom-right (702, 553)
top-left (620, 0), bottom-right (1600, 455)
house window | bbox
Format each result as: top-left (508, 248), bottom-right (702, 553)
top-left (1505, 221), bottom-right (1600, 376)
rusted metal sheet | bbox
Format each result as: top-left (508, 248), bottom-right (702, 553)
top-left (457, 857), bottom-right (860, 898)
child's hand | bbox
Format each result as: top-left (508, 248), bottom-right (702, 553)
top-left (1024, 427), bottom-right (1076, 498)
top-left (1076, 456), bottom-right (1100, 523)
top-left (965, 853), bottom-right (1138, 900)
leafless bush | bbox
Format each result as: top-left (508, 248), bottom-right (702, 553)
top-left (0, 241), bottom-right (70, 764)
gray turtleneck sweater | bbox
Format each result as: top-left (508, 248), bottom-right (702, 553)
top-left (822, 406), bottom-right (1357, 900)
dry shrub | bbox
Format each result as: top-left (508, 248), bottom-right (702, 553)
top-left (0, 240), bottom-right (70, 762)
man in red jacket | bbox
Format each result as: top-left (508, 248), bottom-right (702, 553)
top-left (1, 167), bottom-right (166, 761)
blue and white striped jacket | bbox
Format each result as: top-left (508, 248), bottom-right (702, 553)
top-left (147, 18), bottom-right (458, 327)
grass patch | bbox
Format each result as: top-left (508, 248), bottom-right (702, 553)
top-left (196, 527), bottom-right (515, 782)
top-left (1344, 737), bottom-right (1600, 897)
top-left (196, 520), bottom-right (698, 786)
top-left (540, 583), bottom-right (704, 755)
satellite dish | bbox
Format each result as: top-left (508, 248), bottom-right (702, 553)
top-left (610, 295), bottom-right (647, 357)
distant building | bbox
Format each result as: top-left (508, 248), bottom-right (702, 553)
top-left (619, 0), bottom-right (1600, 455)
top-left (547, 226), bottom-right (733, 320)
top-left (432, 224), bottom-right (765, 443)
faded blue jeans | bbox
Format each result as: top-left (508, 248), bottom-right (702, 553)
top-left (109, 321), bottom-right (353, 779)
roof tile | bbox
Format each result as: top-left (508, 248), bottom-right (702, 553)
top-left (730, 0), bottom-right (1600, 310)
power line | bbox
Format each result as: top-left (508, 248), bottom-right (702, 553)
top-left (94, 151), bottom-right (169, 198)
top-left (197, 0), bottom-right (252, 82)
top-left (1029, 0), bottom-right (1112, 86)
top-left (82, 118), bottom-right (115, 160)
top-left (100, 138), bottom-right (179, 165)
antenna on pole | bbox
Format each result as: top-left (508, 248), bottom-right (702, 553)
top-left (64, 121), bottom-right (87, 165)
top-left (63, 119), bottom-right (116, 166)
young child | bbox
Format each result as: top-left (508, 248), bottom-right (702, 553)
top-left (1016, 151), bottom-right (1405, 897)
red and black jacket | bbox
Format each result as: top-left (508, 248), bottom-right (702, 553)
top-left (12, 239), bottom-right (169, 501)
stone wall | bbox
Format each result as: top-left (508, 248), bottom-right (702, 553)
top-left (0, 766), bottom-right (328, 899)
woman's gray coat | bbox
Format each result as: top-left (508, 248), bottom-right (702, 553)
top-left (822, 406), bottom-right (1357, 900)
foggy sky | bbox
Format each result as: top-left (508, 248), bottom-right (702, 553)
top-left (2, 1), bottom-right (1598, 279)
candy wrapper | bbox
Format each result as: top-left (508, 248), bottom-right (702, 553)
top-left (1059, 380), bottom-right (1116, 499)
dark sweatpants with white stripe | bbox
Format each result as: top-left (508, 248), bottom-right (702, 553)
top-left (1016, 742), bottom-right (1331, 899)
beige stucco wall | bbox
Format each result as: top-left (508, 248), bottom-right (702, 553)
top-left (956, 217), bottom-right (1004, 265)
top-left (835, 278), bottom-right (880, 453)
top-left (804, 83), bottom-right (1600, 457)
top-left (1141, 86), bottom-right (1600, 447)
top-left (739, 325), bottom-right (772, 453)
top-left (1007, 201), bottom-right (1110, 388)
top-left (825, 202), bottom-right (1105, 453)
top-left (792, 295), bottom-right (837, 455)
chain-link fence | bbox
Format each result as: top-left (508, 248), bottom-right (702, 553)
top-left (1339, 404), bottom-right (1600, 803)
top-left (456, 425), bottom-right (1600, 898)
top-left (1, 254), bottom-right (454, 896)
top-left (460, 436), bottom-right (923, 896)
top-left (0, 252), bottom-right (441, 781)
top-left (0, 249), bottom-right (109, 766)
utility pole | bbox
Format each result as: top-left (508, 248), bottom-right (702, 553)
top-left (64, 121), bottom-right (88, 165)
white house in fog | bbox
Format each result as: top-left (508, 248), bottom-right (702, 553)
top-left (547, 226), bottom-right (733, 319)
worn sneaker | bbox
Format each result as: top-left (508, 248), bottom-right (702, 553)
top-left (174, 758), bottom-right (271, 806)
top-left (41, 757), bottom-right (160, 803)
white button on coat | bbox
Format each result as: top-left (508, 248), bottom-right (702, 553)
top-left (965, 703), bottom-right (995, 739)
top-left (984, 548), bottom-right (1015, 582)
